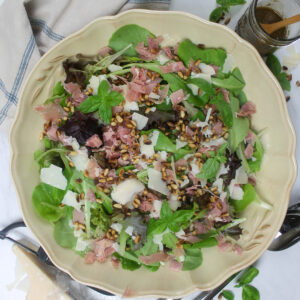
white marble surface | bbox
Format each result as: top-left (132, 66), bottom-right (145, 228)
top-left (1, 0), bottom-right (300, 299)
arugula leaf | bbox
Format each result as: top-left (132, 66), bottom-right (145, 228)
top-left (137, 169), bottom-right (149, 184)
top-left (266, 54), bottom-right (291, 91)
top-left (209, 7), bottom-right (225, 22)
top-left (147, 218), bottom-right (168, 236)
top-left (177, 39), bottom-right (227, 67)
top-left (183, 237), bottom-right (218, 249)
top-left (232, 67), bottom-right (245, 84)
top-left (182, 248), bottom-right (203, 271)
top-left (221, 290), bottom-right (235, 300)
top-left (228, 96), bottom-right (249, 152)
top-left (151, 130), bottom-right (194, 157)
top-left (109, 24), bottom-right (155, 57)
top-left (212, 74), bottom-right (245, 91)
top-left (160, 199), bottom-right (173, 219)
top-left (136, 239), bottom-right (159, 256)
top-left (231, 184), bottom-right (256, 212)
top-left (276, 72), bottom-right (291, 91)
top-left (248, 136), bottom-right (264, 173)
top-left (162, 232), bottom-right (178, 249)
top-left (236, 267), bottom-right (259, 287)
top-left (85, 44), bottom-right (132, 75)
top-left (32, 183), bottom-right (65, 222)
top-left (44, 81), bottom-right (68, 104)
top-left (242, 285), bottom-right (260, 300)
top-left (197, 158), bottom-right (220, 180)
top-left (78, 80), bottom-right (124, 123)
top-left (113, 253), bottom-right (141, 271)
top-left (266, 53), bottom-right (281, 76)
top-left (54, 210), bottom-right (77, 248)
top-left (210, 93), bottom-right (233, 127)
top-left (147, 201), bottom-right (195, 237)
top-left (237, 90), bottom-right (248, 106)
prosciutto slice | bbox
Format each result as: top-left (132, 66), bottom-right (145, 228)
top-left (237, 101), bottom-right (256, 117)
top-left (64, 82), bottom-right (87, 107)
top-left (170, 89), bottom-right (185, 109)
top-left (160, 61), bottom-right (186, 74)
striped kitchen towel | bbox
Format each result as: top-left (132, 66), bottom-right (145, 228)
top-left (0, 0), bottom-right (170, 132)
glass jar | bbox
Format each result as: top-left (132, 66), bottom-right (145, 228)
top-left (236, 0), bottom-right (300, 56)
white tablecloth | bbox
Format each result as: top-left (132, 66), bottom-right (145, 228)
top-left (1, 0), bottom-right (300, 299)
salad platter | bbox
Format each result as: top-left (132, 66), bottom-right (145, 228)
top-left (10, 10), bottom-right (296, 297)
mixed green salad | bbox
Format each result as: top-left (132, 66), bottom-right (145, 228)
top-left (33, 24), bottom-right (269, 272)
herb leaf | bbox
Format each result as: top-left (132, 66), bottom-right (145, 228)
top-left (78, 96), bottom-right (101, 113)
top-left (231, 183), bottom-right (256, 212)
top-left (266, 54), bottom-right (291, 91)
top-left (184, 237), bottom-right (218, 249)
top-left (197, 158), bottom-right (220, 180)
top-left (182, 248), bottom-right (203, 271)
top-left (177, 39), bottom-right (227, 67)
top-left (109, 24), bottom-right (155, 57)
top-left (242, 285), bottom-right (260, 300)
top-left (221, 290), bottom-right (235, 300)
top-left (54, 212), bottom-right (77, 248)
top-left (162, 232), bottom-right (178, 249)
top-left (228, 96), bottom-right (249, 152)
top-left (236, 267), bottom-right (259, 287)
top-left (209, 7), bottom-right (225, 22)
top-left (210, 93), bottom-right (233, 127)
top-left (78, 80), bottom-right (124, 123)
top-left (212, 74), bottom-right (245, 91)
top-left (32, 183), bottom-right (65, 222)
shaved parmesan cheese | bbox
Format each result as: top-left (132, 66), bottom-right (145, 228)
top-left (111, 179), bottom-right (144, 205)
top-left (75, 237), bottom-right (89, 251)
top-left (111, 223), bottom-right (122, 233)
top-left (168, 194), bottom-right (181, 211)
top-left (176, 139), bottom-right (187, 149)
top-left (150, 107), bottom-right (156, 112)
top-left (160, 34), bottom-right (181, 47)
top-left (124, 100), bottom-right (139, 112)
top-left (217, 163), bottom-right (229, 178)
top-left (150, 200), bottom-right (162, 218)
top-left (69, 147), bottom-right (89, 171)
top-left (139, 136), bottom-right (154, 158)
top-left (229, 180), bottom-right (244, 200)
top-left (175, 229), bottom-right (186, 239)
top-left (149, 92), bottom-right (160, 100)
top-left (157, 51), bottom-right (170, 65)
top-left (125, 226), bottom-right (134, 236)
top-left (187, 83), bottom-right (199, 96)
top-left (132, 112), bottom-right (148, 130)
top-left (213, 178), bottom-right (224, 194)
top-left (202, 138), bottom-right (226, 147)
top-left (191, 72), bottom-right (212, 83)
top-left (150, 130), bottom-right (160, 146)
top-left (148, 168), bottom-right (169, 196)
top-left (153, 229), bottom-right (170, 251)
top-left (108, 64), bottom-right (122, 72)
top-left (198, 63), bottom-right (216, 75)
top-left (62, 190), bottom-right (81, 211)
top-left (40, 164), bottom-right (67, 190)
top-left (180, 178), bottom-right (189, 188)
top-left (178, 256), bottom-right (185, 262)
top-left (87, 75), bottom-right (106, 95)
top-left (190, 159), bottom-right (201, 176)
top-left (158, 151), bottom-right (168, 161)
top-left (205, 108), bottom-right (212, 123)
top-left (235, 166), bottom-right (248, 184)
top-left (112, 242), bottom-right (120, 253)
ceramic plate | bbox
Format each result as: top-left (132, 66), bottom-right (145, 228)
top-left (10, 9), bottom-right (297, 298)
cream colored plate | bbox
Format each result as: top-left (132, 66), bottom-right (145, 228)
top-left (10, 9), bottom-right (297, 298)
